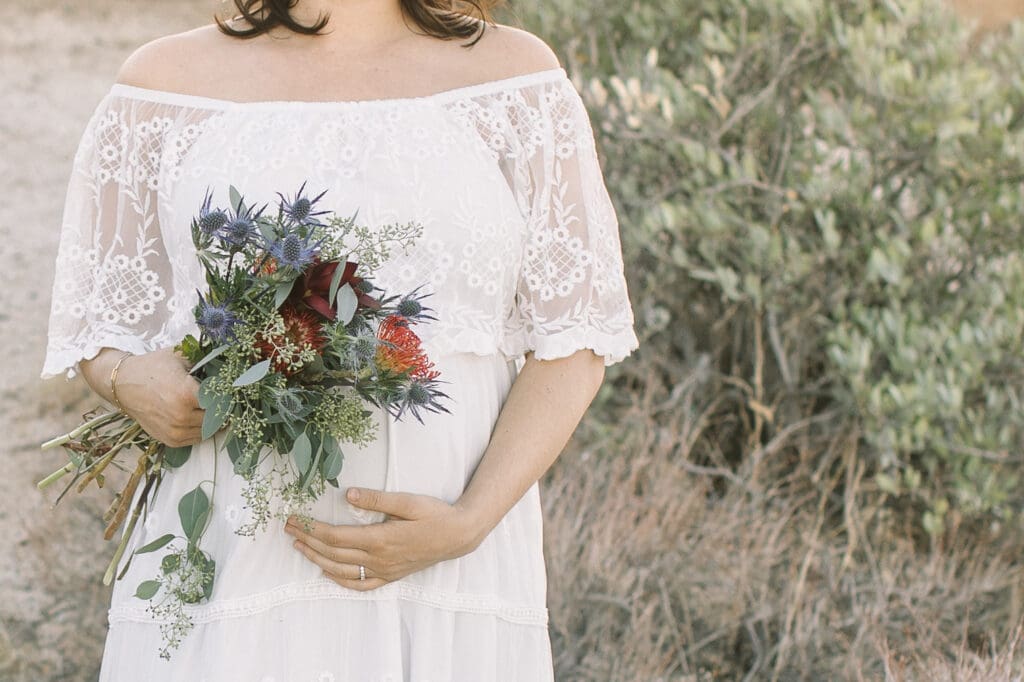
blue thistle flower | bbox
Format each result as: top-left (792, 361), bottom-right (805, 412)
top-left (197, 191), bottom-right (229, 235)
top-left (393, 285), bottom-right (438, 322)
top-left (195, 291), bottom-right (240, 343)
top-left (277, 181), bottom-right (330, 226)
top-left (267, 232), bottom-right (323, 270)
top-left (390, 377), bottom-right (451, 424)
top-left (396, 298), bottom-right (422, 317)
top-left (333, 328), bottom-right (379, 375)
top-left (219, 215), bottom-right (258, 248)
top-left (348, 330), bottom-right (379, 366)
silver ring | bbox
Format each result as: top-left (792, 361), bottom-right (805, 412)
top-left (359, 564), bottom-right (366, 581)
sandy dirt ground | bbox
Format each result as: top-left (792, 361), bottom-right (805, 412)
top-left (0, 3), bottom-right (215, 679)
top-left (951, 0), bottom-right (1024, 30)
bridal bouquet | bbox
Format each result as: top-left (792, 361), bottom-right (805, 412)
top-left (38, 183), bottom-right (450, 659)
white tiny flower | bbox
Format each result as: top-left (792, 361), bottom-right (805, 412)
top-left (224, 504), bottom-right (241, 529)
top-left (316, 672), bottom-right (336, 682)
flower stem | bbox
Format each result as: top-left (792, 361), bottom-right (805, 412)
top-left (103, 500), bottom-right (141, 586)
top-left (40, 410), bottom-right (122, 450)
top-left (76, 423), bottom-right (144, 493)
top-left (37, 463), bottom-right (76, 490)
top-left (104, 447), bottom-right (161, 586)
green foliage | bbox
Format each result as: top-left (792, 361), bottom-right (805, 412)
top-left (511, 0), bottom-right (1024, 529)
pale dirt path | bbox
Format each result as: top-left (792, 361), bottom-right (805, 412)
top-left (951, 0), bottom-right (1024, 29)
top-left (0, 3), bottom-right (212, 679)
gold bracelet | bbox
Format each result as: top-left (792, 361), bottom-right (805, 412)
top-left (109, 351), bottom-right (133, 413)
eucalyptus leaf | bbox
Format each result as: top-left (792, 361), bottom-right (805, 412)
top-left (161, 553), bottom-right (181, 575)
top-left (178, 484), bottom-right (210, 544)
top-left (190, 344), bottom-right (230, 375)
top-left (283, 420), bottom-right (301, 441)
top-left (134, 533), bottom-right (175, 555)
top-left (201, 395), bottom-right (232, 440)
top-left (197, 375), bottom-right (219, 409)
top-left (301, 444), bottom-right (324, 493)
top-left (225, 437), bottom-right (243, 466)
top-left (321, 445), bottom-right (344, 481)
top-left (233, 359), bottom-right (272, 388)
top-left (291, 430), bottom-right (312, 475)
top-left (229, 185), bottom-right (245, 214)
top-left (116, 551), bottom-right (135, 580)
top-left (257, 217), bottom-right (278, 242)
top-left (320, 434), bottom-right (344, 480)
top-left (335, 283), bottom-right (358, 325)
top-left (232, 450), bottom-right (255, 477)
top-left (134, 580), bottom-right (162, 600)
top-left (201, 556), bottom-right (217, 600)
top-left (162, 445), bottom-right (192, 469)
top-left (275, 281), bottom-right (295, 310)
top-left (328, 261), bottom-right (348, 306)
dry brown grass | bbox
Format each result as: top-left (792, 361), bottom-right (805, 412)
top-left (541, 357), bottom-right (1024, 680)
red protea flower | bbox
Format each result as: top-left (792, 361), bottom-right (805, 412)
top-left (254, 304), bottom-right (326, 376)
top-left (288, 257), bottom-right (379, 320)
top-left (375, 314), bottom-right (439, 380)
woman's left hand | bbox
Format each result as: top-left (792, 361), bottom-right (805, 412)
top-left (283, 487), bottom-right (484, 591)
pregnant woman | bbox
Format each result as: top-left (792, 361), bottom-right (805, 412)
top-left (41, 1), bottom-right (639, 679)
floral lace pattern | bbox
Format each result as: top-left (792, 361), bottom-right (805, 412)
top-left (42, 67), bottom-right (638, 380)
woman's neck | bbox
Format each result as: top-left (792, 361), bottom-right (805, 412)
top-left (271, 0), bottom-right (411, 48)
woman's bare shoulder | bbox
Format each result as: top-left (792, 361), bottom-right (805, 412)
top-left (114, 24), bottom-right (232, 91)
top-left (423, 21), bottom-right (565, 87)
top-left (471, 22), bottom-right (561, 75)
top-left (113, 21), bottom-right (564, 95)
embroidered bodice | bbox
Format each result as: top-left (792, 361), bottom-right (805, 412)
top-left (42, 67), bottom-right (638, 379)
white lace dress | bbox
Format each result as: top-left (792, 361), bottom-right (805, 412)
top-left (41, 66), bottom-right (639, 682)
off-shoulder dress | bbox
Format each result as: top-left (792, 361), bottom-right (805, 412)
top-left (41, 66), bottom-right (639, 682)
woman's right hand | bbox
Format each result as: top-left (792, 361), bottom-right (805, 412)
top-left (81, 347), bottom-right (205, 447)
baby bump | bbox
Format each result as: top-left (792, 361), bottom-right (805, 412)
top-left (384, 352), bottom-right (518, 502)
top-left (107, 352), bottom-right (519, 605)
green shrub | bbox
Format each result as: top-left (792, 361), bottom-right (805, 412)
top-left (511, 0), bottom-right (1024, 532)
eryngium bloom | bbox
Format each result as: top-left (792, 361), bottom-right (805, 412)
top-left (195, 291), bottom-right (240, 343)
top-left (390, 377), bottom-right (451, 424)
top-left (197, 191), bottom-right (229, 235)
top-left (219, 215), bottom-right (258, 248)
top-left (276, 181), bottom-right (330, 226)
top-left (268, 233), bottom-right (322, 271)
top-left (393, 285), bottom-right (438, 323)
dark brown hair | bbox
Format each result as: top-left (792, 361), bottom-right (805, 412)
top-left (215, 0), bottom-right (502, 46)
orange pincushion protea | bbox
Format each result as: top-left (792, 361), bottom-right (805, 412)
top-left (254, 304), bottom-right (326, 376)
top-left (376, 314), bottom-right (439, 380)
top-left (254, 255), bottom-right (278, 276)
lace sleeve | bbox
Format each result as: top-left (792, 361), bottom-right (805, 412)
top-left (41, 91), bottom-right (206, 380)
top-left (506, 76), bottom-right (640, 367)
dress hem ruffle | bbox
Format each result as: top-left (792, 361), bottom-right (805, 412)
top-left (108, 576), bottom-right (550, 628)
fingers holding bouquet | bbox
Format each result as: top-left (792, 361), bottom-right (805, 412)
top-left (112, 348), bottom-right (204, 448)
